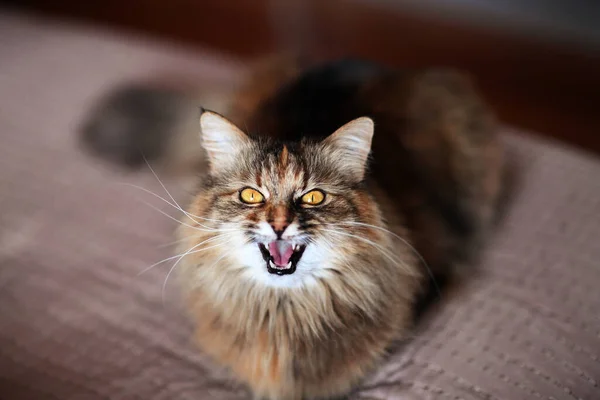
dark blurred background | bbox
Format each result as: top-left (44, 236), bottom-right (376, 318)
top-left (6, 0), bottom-right (600, 153)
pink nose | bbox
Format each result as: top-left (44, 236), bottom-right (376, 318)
top-left (269, 205), bottom-right (289, 237)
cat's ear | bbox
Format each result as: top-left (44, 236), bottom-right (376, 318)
top-left (324, 117), bottom-right (374, 181)
top-left (199, 111), bottom-right (250, 173)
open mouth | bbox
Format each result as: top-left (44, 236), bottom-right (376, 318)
top-left (258, 241), bottom-right (306, 276)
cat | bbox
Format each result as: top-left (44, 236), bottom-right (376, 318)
top-left (81, 57), bottom-right (505, 399)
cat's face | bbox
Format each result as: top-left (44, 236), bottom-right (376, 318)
top-left (185, 112), bottom-right (379, 288)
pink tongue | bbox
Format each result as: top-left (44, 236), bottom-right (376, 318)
top-left (268, 241), bottom-right (294, 267)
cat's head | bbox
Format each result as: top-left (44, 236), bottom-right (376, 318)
top-left (182, 111), bottom-right (385, 288)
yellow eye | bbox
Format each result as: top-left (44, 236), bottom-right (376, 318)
top-left (240, 188), bottom-right (264, 204)
top-left (301, 190), bottom-right (326, 206)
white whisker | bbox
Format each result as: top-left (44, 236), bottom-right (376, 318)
top-left (143, 154), bottom-right (183, 210)
top-left (138, 199), bottom-right (208, 231)
top-left (322, 228), bottom-right (415, 275)
top-left (139, 233), bottom-right (230, 276)
top-left (206, 252), bottom-right (229, 270)
top-left (156, 236), bottom-right (195, 249)
top-left (329, 222), bottom-right (441, 298)
top-left (161, 237), bottom-right (233, 303)
top-left (117, 182), bottom-right (227, 229)
top-left (141, 155), bottom-right (233, 227)
top-left (333, 222), bottom-right (431, 271)
top-left (138, 199), bottom-right (236, 235)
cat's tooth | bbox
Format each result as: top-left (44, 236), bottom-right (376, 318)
top-left (269, 260), bottom-right (277, 269)
top-left (286, 261), bottom-right (292, 269)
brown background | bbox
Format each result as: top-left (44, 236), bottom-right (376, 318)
top-left (12, 0), bottom-right (600, 153)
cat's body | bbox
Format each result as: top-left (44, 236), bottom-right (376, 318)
top-left (82, 58), bottom-right (504, 399)
top-left (231, 59), bottom-right (502, 274)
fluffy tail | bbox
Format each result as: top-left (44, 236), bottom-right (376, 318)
top-left (79, 55), bottom-right (304, 175)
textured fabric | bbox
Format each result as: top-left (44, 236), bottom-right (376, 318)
top-left (1, 10), bottom-right (599, 400)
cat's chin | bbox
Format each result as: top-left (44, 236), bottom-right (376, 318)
top-left (258, 242), bottom-right (306, 276)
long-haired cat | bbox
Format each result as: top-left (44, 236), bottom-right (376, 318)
top-left (81, 58), bottom-right (504, 399)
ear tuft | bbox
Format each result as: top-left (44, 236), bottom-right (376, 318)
top-left (199, 111), bottom-right (249, 173)
top-left (324, 117), bottom-right (374, 181)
